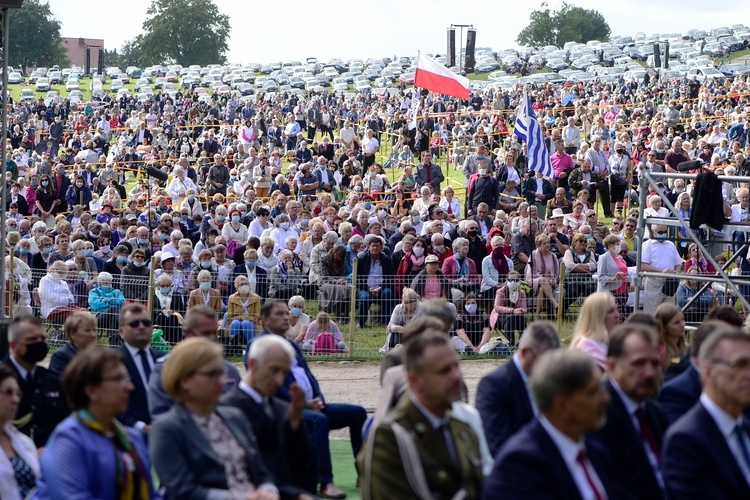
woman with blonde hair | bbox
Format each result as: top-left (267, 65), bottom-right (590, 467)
top-left (525, 234), bottom-right (559, 318)
top-left (570, 291), bottom-right (620, 371)
top-left (655, 303), bottom-right (687, 372)
top-left (383, 288), bottom-right (421, 351)
top-left (226, 274), bottom-right (261, 342)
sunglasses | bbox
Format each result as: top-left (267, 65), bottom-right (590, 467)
top-left (507, 278), bottom-right (520, 283)
top-left (128, 319), bottom-right (153, 328)
top-left (587, 214), bottom-right (596, 218)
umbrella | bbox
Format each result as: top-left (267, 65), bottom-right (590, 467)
top-left (562, 94), bottom-right (576, 105)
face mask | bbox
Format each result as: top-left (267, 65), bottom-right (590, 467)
top-left (232, 215), bottom-right (240, 223)
top-left (467, 229), bottom-right (478, 237)
top-left (216, 215), bottom-right (226, 222)
top-left (21, 341), bottom-right (49, 364)
top-left (188, 194), bottom-right (195, 201)
top-left (291, 307), bottom-right (303, 316)
top-left (675, 188), bottom-right (684, 194)
top-left (355, 185), bottom-right (362, 191)
top-left (42, 247), bottom-right (53, 254)
top-left (200, 282), bottom-right (211, 291)
top-left (20, 248), bottom-right (30, 255)
top-left (364, 202), bottom-right (372, 209)
top-left (655, 233), bottom-right (668, 240)
top-left (246, 260), bottom-right (256, 268)
top-left (239, 285), bottom-right (250, 294)
top-left (478, 168), bottom-right (488, 176)
top-left (159, 287), bottom-right (171, 295)
top-left (280, 222), bottom-right (290, 230)
top-left (240, 211), bottom-right (247, 218)
top-left (389, 225), bottom-right (398, 232)
top-left (8, 227), bottom-right (16, 232)
top-left (413, 247), bottom-right (424, 257)
top-left (377, 210), bottom-right (387, 218)
top-left (507, 280), bottom-right (520, 291)
top-left (433, 245), bottom-right (445, 253)
top-left (76, 250), bottom-right (86, 259)
top-left (301, 218), bottom-right (310, 226)
top-left (616, 149), bottom-right (625, 154)
top-left (464, 303), bottom-right (478, 314)
top-left (476, 154), bottom-right (485, 160)
top-left (41, 180), bottom-right (49, 187)
top-left (31, 180), bottom-right (38, 187)
top-left (412, 216), bottom-right (421, 225)
top-left (586, 234), bottom-right (594, 240)
top-left (117, 255), bottom-right (129, 264)
top-left (200, 261), bottom-right (212, 269)
top-left (138, 237), bottom-right (149, 245)
top-left (133, 261), bottom-right (146, 267)
top-left (76, 181), bottom-right (84, 188)
top-left (158, 233), bottom-right (168, 240)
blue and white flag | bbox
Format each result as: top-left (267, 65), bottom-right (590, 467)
top-left (513, 92), bottom-right (554, 179)
top-left (408, 88), bottom-right (419, 130)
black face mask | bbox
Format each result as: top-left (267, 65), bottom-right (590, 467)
top-left (467, 230), bottom-right (478, 237)
top-left (21, 341), bottom-right (49, 364)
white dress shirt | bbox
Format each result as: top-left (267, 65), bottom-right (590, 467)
top-left (124, 341), bottom-right (154, 430)
top-left (539, 416), bottom-right (607, 500)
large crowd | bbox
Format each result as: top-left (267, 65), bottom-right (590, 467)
top-left (1, 55), bottom-right (750, 498)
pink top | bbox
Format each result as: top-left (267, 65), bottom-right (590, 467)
top-left (423, 275), bottom-right (442, 299)
top-left (571, 336), bottom-right (608, 372)
top-left (614, 256), bottom-right (628, 294)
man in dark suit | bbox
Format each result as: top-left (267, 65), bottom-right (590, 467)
top-left (522, 169), bottom-right (556, 219)
top-left (658, 320), bottom-right (728, 424)
top-left (52, 163), bottom-right (72, 213)
top-left (356, 236), bottom-right (394, 328)
top-left (149, 306), bottom-right (241, 418)
top-left (476, 321), bottom-right (560, 456)
top-left (414, 151), bottom-right (444, 194)
top-left (221, 334), bottom-right (317, 500)
top-left (662, 328), bottom-right (750, 498)
top-left (360, 332), bottom-right (484, 499)
top-left (117, 303), bottom-right (166, 431)
top-left (133, 122), bottom-right (153, 146)
top-left (590, 324), bottom-right (668, 499)
top-left (467, 202), bottom-right (494, 241)
top-left (2, 315), bottom-right (68, 447)
top-left (250, 300), bottom-right (366, 499)
top-left (483, 350), bottom-right (617, 499)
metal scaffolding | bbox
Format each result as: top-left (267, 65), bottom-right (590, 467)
top-left (635, 170), bottom-right (750, 314)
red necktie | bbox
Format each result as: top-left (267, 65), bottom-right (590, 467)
top-left (635, 407), bottom-right (661, 463)
top-left (576, 449), bottom-right (604, 500)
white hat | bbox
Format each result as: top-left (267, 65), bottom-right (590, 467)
top-left (551, 208), bottom-right (565, 219)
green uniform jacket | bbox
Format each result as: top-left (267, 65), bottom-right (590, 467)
top-left (359, 396), bottom-right (484, 499)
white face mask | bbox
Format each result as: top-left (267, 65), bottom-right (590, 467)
top-left (507, 280), bottom-right (520, 291)
top-left (464, 303), bottom-right (478, 314)
top-left (478, 168), bottom-right (488, 176)
top-left (239, 285), bottom-right (250, 294)
top-left (412, 247), bottom-right (424, 257)
top-left (377, 209), bottom-right (387, 218)
top-left (280, 222), bottom-right (290, 230)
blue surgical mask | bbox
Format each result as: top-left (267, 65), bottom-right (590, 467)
top-left (240, 211), bottom-right (247, 218)
top-left (85, 249), bottom-right (94, 257)
top-left (138, 238), bottom-right (149, 245)
top-left (200, 261), bottom-right (212, 269)
top-left (412, 216), bottom-right (421, 224)
top-left (655, 233), bottom-right (668, 240)
top-left (42, 247), bottom-right (53, 254)
top-left (246, 260), bottom-right (256, 268)
top-left (159, 287), bottom-right (171, 295)
top-left (291, 307), bottom-right (302, 316)
top-left (19, 248), bottom-right (30, 255)
top-left (188, 194), bottom-right (195, 201)
top-left (389, 225), bottom-right (398, 232)
top-left (216, 215), bottom-right (226, 222)
top-left (158, 233), bottom-right (168, 240)
top-left (200, 282), bottom-right (211, 291)
top-left (301, 218), bottom-right (310, 226)
top-left (364, 201), bottom-right (372, 209)
top-left (117, 255), bottom-right (129, 264)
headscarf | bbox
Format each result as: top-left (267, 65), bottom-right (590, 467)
top-left (491, 245), bottom-right (509, 277)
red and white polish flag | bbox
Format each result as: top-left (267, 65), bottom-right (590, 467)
top-left (414, 52), bottom-right (470, 100)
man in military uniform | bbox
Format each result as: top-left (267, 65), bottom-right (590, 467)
top-left (2, 315), bottom-right (68, 447)
top-left (360, 332), bottom-right (484, 499)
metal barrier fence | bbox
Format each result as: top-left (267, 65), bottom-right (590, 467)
top-left (7, 261), bottom-right (727, 358)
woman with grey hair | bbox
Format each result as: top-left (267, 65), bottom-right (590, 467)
top-left (87, 271), bottom-right (125, 333)
top-left (269, 249), bottom-right (301, 300)
top-left (310, 231), bottom-right (339, 286)
top-left (270, 213), bottom-right (300, 254)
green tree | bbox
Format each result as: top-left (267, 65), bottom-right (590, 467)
top-left (516, 3), bottom-right (556, 47)
top-left (138, 0), bottom-right (230, 66)
top-left (7, 0), bottom-right (68, 74)
top-left (516, 1), bottom-right (610, 47)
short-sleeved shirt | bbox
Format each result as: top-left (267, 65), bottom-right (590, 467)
top-left (642, 239), bottom-right (682, 271)
top-left (455, 314), bottom-right (489, 346)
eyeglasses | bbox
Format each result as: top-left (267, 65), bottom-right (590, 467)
top-left (194, 369), bottom-right (228, 381)
top-left (625, 224), bottom-right (635, 228)
top-left (0, 387), bottom-right (22, 397)
top-left (587, 214), bottom-right (596, 218)
top-left (711, 357), bottom-right (750, 370)
top-left (102, 374), bottom-right (132, 388)
top-left (127, 318), bottom-right (152, 328)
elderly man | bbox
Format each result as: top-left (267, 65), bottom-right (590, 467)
top-left (2, 315), bottom-right (68, 446)
top-left (510, 218), bottom-right (537, 273)
top-left (546, 187), bottom-right (572, 215)
top-left (166, 166), bottom-right (197, 206)
top-left (662, 328), bottom-right (750, 498)
top-left (641, 224), bottom-right (683, 314)
top-left (586, 135), bottom-right (611, 216)
top-left (361, 332), bottom-right (484, 499)
top-left (463, 143), bottom-right (490, 187)
top-left (483, 350), bottom-right (616, 499)
top-left (465, 159), bottom-right (499, 217)
top-left (220, 334), bottom-right (317, 500)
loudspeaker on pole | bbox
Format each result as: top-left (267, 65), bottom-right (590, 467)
top-left (663, 44), bottom-right (669, 69)
top-left (465, 29), bottom-right (476, 72)
top-left (652, 43), bottom-right (661, 69)
top-left (98, 48), bottom-right (104, 74)
top-left (447, 28), bottom-right (456, 68)
top-left (85, 48), bottom-right (91, 75)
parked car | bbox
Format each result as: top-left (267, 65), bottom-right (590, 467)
top-left (20, 89), bottom-right (35, 102)
top-left (35, 77), bottom-right (50, 92)
top-left (7, 72), bottom-right (23, 84)
top-left (65, 78), bottom-right (80, 92)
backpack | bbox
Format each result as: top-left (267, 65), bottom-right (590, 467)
top-left (312, 331), bottom-right (337, 354)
